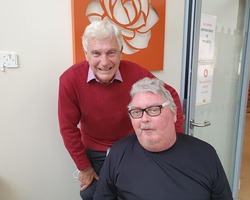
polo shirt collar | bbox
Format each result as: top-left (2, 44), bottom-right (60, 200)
top-left (87, 67), bottom-right (123, 83)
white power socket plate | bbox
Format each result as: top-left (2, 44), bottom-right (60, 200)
top-left (0, 51), bottom-right (18, 68)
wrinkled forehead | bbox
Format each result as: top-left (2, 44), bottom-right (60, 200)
top-left (130, 92), bottom-right (165, 107)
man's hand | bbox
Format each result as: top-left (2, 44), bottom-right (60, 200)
top-left (78, 166), bottom-right (99, 191)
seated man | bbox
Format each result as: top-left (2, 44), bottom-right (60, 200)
top-left (94, 77), bottom-right (233, 200)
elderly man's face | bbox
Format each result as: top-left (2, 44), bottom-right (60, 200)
top-left (85, 35), bottom-right (122, 84)
top-left (129, 92), bottom-right (177, 152)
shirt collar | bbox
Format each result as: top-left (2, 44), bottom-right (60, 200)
top-left (87, 67), bottom-right (123, 83)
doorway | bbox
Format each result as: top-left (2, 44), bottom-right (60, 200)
top-left (181, 0), bottom-right (250, 198)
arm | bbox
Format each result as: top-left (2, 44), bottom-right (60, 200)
top-left (163, 84), bottom-right (184, 133)
top-left (211, 154), bottom-right (233, 200)
top-left (58, 73), bottom-right (99, 189)
top-left (58, 73), bottom-right (90, 170)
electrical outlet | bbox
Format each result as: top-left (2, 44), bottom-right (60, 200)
top-left (0, 51), bottom-right (18, 68)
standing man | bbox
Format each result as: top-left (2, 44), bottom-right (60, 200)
top-left (58, 19), bottom-right (183, 200)
top-left (94, 77), bottom-right (233, 200)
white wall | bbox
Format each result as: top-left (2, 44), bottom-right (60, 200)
top-left (153, 0), bottom-right (184, 93)
top-left (0, 1), bottom-right (184, 200)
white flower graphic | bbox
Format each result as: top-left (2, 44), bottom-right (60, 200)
top-left (86, 0), bottom-right (159, 54)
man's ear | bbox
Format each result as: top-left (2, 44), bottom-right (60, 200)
top-left (173, 112), bottom-right (177, 123)
top-left (84, 51), bottom-right (88, 61)
top-left (120, 46), bottom-right (123, 59)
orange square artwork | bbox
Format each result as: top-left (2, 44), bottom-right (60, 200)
top-left (71, 0), bottom-right (166, 71)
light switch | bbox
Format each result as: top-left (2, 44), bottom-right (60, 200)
top-left (0, 51), bottom-right (18, 68)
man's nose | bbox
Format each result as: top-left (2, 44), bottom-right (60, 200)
top-left (141, 110), bottom-right (151, 122)
top-left (100, 54), bottom-right (109, 66)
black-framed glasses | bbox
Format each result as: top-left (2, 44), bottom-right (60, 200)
top-left (128, 102), bottom-right (169, 119)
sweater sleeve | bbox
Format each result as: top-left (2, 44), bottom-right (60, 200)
top-left (58, 71), bottom-right (90, 170)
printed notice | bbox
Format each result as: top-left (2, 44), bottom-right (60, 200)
top-left (196, 14), bottom-right (217, 106)
top-left (196, 64), bottom-right (214, 106)
top-left (199, 14), bottom-right (217, 61)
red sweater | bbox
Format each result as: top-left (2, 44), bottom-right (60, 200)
top-left (58, 60), bottom-right (183, 170)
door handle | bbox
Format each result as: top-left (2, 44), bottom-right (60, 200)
top-left (190, 119), bottom-right (211, 129)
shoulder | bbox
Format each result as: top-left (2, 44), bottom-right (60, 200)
top-left (174, 134), bottom-right (222, 171)
top-left (119, 60), bottom-right (154, 77)
top-left (176, 134), bottom-right (216, 154)
top-left (120, 61), bottom-right (177, 91)
top-left (60, 61), bottom-right (89, 80)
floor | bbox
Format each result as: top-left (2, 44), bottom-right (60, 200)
top-left (238, 111), bottom-right (250, 200)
